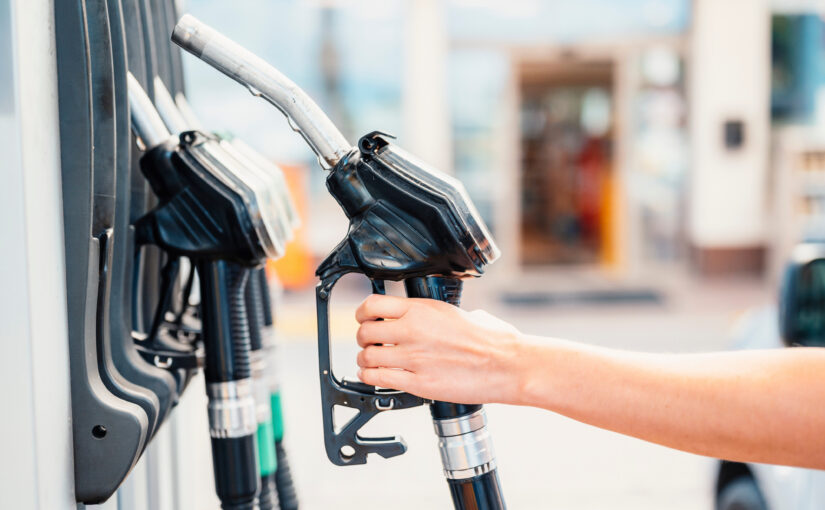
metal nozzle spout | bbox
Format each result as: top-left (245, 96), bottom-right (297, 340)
top-left (174, 92), bottom-right (205, 131)
top-left (153, 76), bottom-right (190, 135)
top-left (172, 14), bottom-right (352, 169)
top-left (127, 72), bottom-right (172, 149)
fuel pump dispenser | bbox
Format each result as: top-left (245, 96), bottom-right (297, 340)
top-left (128, 74), bottom-right (290, 509)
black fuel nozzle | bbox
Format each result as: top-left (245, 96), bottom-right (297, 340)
top-left (315, 132), bottom-right (500, 466)
top-left (128, 74), bottom-right (296, 510)
top-left (128, 72), bottom-right (286, 264)
top-left (133, 130), bottom-right (268, 264)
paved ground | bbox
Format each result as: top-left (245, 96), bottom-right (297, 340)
top-left (272, 276), bottom-right (773, 509)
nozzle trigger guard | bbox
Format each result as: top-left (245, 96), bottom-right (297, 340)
top-left (370, 279), bottom-right (385, 295)
top-left (316, 274), bottom-right (425, 466)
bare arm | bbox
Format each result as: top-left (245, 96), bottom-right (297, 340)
top-left (354, 294), bottom-right (825, 469)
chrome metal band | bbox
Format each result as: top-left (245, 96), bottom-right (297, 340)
top-left (206, 379), bottom-right (257, 438)
top-left (261, 325), bottom-right (276, 349)
top-left (433, 409), bottom-right (497, 480)
top-left (263, 343), bottom-right (281, 392)
top-left (444, 460), bottom-right (498, 480)
top-left (251, 352), bottom-right (272, 423)
top-left (433, 409), bottom-right (486, 437)
top-left (251, 350), bottom-right (266, 378)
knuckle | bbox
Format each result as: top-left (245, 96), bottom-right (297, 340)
top-left (468, 309), bottom-right (488, 320)
top-left (407, 348), bottom-right (431, 371)
top-left (360, 369), bottom-right (374, 384)
top-left (356, 324), bottom-right (368, 344)
top-left (359, 348), bottom-right (372, 366)
top-left (404, 303), bottom-right (424, 321)
top-left (406, 354), bottom-right (423, 371)
top-left (367, 369), bottom-right (384, 386)
top-left (404, 313), bottom-right (426, 335)
top-left (364, 293), bottom-right (382, 308)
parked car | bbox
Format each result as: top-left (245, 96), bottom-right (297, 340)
top-left (714, 243), bottom-right (825, 510)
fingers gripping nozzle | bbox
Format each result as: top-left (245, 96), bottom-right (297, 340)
top-left (316, 276), bottom-right (425, 465)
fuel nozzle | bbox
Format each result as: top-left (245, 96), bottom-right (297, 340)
top-left (312, 130), bottom-right (502, 469)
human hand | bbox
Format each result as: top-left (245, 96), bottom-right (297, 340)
top-left (354, 294), bottom-right (526, 404)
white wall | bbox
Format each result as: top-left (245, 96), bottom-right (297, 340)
top-left (688, 0), bottom-right (771, 248)
top-left (402, 0), bottom-right (452, 173)
top-left (0, 0), bottom-right (76, 508)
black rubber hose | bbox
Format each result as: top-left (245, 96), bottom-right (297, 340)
top-left (211, 436), bottom-right (258, 510)
top-left (257, 268), bottom-right (273, 326)
top-left (255, 268), bottom-right (297, 508)
top-left (247, 269), bottom-right (278, 509)
top-left (199, 260), bottom-right (237, 382)
top-left (258, 473), bottom-right (280, 510)
top-left (200, 261), bottom-right (259, 509)
top-left (227, 265), bottom-right (251, 380)
top-left (275, 441), bottom-right (299, 510)
top-left (447, 470), bottom-right (505, 510)
top-left (245, 268), bottom-right (265, 351)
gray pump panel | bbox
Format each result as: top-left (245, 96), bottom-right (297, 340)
top-left (55, 0), bottom-right (192, 503)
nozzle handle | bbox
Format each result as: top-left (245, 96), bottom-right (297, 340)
top-left (172, 14), bottom-right (352, 169)
top-left (316, 273), bottom-right (425, 466)
top-left (127, 72), bottom-right (172, 148)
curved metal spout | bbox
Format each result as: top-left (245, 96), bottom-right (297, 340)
top-left (153, 76), bottom-right (190, 135)
top-left (172, 14), bottom-right (352, 169)
top-left (127, 72), bottom-right (172, 149)
top-left (174, 92), bottom-right (205, 131)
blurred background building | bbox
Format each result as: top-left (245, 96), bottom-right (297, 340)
top-left (183, 0), bottom-right (825, 300)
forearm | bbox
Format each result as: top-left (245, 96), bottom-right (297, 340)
top-left (354, 295), bottom-right (825, 469)
top-left (513, 337), bottom-right (825, 469)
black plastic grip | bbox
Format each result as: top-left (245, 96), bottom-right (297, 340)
top-left (404, 276), bottom-right (463, 306)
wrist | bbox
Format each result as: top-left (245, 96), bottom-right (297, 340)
top-left (493, 333), bottom-right (546, 407)
top-left (506, 334), bottom-right (562, 408)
